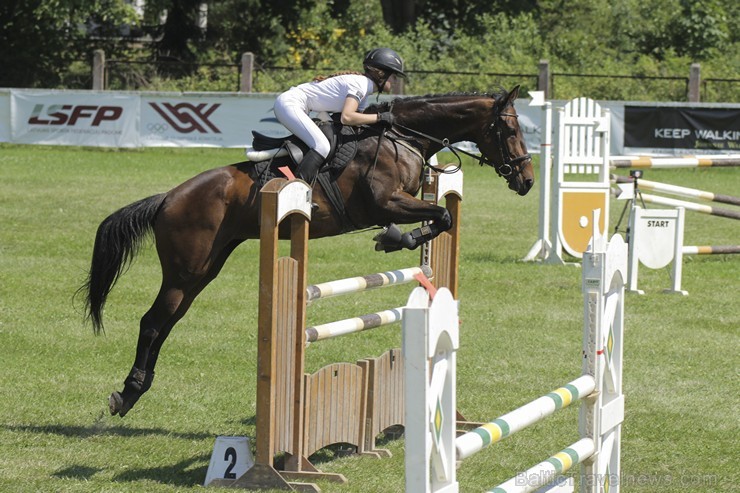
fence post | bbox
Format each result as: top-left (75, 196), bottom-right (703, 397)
top-left (538, 59), bottom-right (550, 99)
top-left (240, 52), bottom-right (254, 93)
top-left (391, 76), bottom-right (404, 95)
top-left (92, 49), bottom-right (105, 90)
top-left (688, 63), bottom-right (701, 102)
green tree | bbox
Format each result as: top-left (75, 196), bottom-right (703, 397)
top-left (671, 0), bottom-right (730, 60)
top-left (2, 0), bottom-right (738, 100)
top-left (0, 0), bottom-right (137, 88)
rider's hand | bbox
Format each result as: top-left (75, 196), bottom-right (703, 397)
top-left (378, 112), bottom-right (394, 128)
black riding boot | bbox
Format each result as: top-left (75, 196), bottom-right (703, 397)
top-left (295, 149), bottom-right (325, 184)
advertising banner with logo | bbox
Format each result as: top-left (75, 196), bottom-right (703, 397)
top-left (0, 90), bottom-right (10, 143)
top-left (11, 90), bottom-right (139, 147)
top-left (141, 93), bottom-right (285, 147)
top-left (3, 90), bottom-right (739, 155)
top-left (624, 106), bottom-right (740, 152)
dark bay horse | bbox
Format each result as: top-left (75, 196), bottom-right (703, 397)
top-left (81, 86), bottom-right (534, 417)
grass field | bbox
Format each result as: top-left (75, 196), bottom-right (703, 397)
top-left (0, 144), bottom-right (738, 492)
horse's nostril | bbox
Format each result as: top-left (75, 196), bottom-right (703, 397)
top-left (526, 178), bottom-right (534, 190)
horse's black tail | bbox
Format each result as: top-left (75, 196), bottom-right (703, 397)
top-left (79, 193), bottom-right (166, 334)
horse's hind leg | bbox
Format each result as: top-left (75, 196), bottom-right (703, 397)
top-left (110, 240), bottom-right (242, 417)
top-left (109, 284), bottom-right (188, 417)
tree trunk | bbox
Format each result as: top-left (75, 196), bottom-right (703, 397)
top-left (380, 0), bottom-right (418, 33)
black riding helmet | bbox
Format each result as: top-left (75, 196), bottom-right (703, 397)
top-left (363, 48), bottom-right (406, 94)
top-left (363, 48), bottom-right (407, 78)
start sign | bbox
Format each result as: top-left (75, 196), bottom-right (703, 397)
top-left (627, 206), bottom-right (687, 295)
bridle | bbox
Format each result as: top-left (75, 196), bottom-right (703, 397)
top-left (486, 111), bottom-right (532, 178)
top-left (392, 107), bottom-right (531, 181)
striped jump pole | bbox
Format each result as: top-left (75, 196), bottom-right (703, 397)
top-left (683, 245), bottom-right (740, 255)
top-left (456, 375), bottom-right (596, 460)
top-left (619, 192), bottom-right (740, 220)
top-left (612, 174), bottom-right (740, 206)
top-left (306, 265), bottom-right (432, 302)
top-left (610, 154), bottom-right (740, 169)
top-left (306, 307), bottom-right (404, 343)
top-left (487, 438), bottom-right (596, 493)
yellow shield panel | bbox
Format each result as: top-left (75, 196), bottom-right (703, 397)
top-left (558, 189), bottom-right (609, 258)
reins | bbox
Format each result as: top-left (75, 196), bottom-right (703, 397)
top-left (392, 122), bottom-right (465, 174)
top-left (392, 111), bottom-right (531, 179)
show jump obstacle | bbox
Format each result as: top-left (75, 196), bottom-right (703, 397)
top-left (407, 211), bottom-right (626, 493)
top-left (524, 92), bottom-right (738, 266)
top-left (525, 96), bottom-right (611, 263)
top-left (212, 166), bottom-right (463, 491)
top-left (614, 173), bottom-right (740, 295)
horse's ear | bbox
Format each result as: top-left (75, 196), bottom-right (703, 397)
top-left (507, 85), bottom-right (521, 104)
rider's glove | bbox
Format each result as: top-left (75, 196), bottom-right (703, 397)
top-left (378, 112), bottom-right (394, 128)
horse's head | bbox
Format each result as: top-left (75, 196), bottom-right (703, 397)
top-left (376, 88), bottom-right (534, 195)
top-left (478, 86), bottom-right (534, 196)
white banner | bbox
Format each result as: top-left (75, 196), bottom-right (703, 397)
top-left (140, 93), bottom-right (285, 147)
top-left (0, 90), bottom-right (10, 143)
top-left (3, 89), bottom-right (738, 154)
top-left (11, 90), bottom-right (139, 147)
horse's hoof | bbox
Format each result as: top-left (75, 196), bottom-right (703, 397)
top-left (375, 242), bottom-right (402, 253)
top-left (373, 223), bottom-right (402, 244)
top-left (109, 392), bottom-right (123, 416)
top-left (374, 224), bottom-right (405, 252)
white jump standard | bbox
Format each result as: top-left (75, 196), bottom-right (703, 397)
top-left (616, 171), bottom-right (740, 294)
top-left (405, 212), bottom-right (626, 493)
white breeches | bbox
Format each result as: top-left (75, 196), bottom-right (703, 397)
top-left (274, 90), bottom-right (331, 158)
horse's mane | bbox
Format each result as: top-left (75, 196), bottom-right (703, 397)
top-left (367, 89), bottom-right (509, 112)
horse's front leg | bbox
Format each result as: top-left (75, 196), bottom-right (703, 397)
top-left (373, 192), bottom-right (452, 252)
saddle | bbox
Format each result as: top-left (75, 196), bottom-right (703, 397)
top-left (248, 114), bottom-right (358, 176)
top-left (248, 114), bottom-right (361, 232)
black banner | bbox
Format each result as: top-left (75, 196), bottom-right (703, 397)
top-left (624, 106), bottom-right (740, 151)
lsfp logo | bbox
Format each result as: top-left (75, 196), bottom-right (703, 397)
top-left (25, 101), bottom-right (222, 134)
top-left (27, 105), bottom-right (122, 126)
top-left (148, 102), bottom-right (221, 133)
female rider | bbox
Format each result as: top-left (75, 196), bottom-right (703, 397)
top-left (273, 47), bottom-right (406, 183)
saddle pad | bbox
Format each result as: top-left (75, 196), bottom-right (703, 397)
top-left (252, 156), bottom-right (293, 189)
top-left (251, 125), bottom-right (359, 189)
top-left (326, 125), bottom-right (359, 171)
